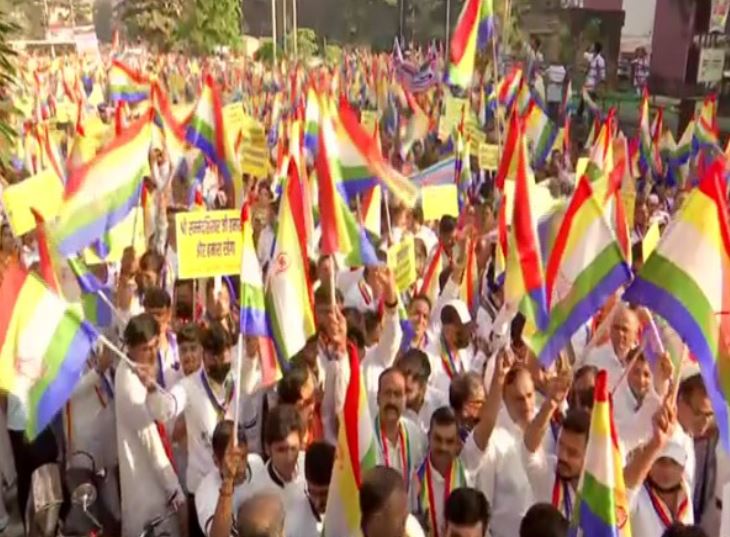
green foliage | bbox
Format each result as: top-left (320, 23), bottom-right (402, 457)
top-left (0, 9), bottom-right (17, 144)
top-left (180, 0), bottom-right (242, 55)
top-left (93, 0), bottom-right (114, 43)
top-left (324, 43), bottom-right (342, 64)
top-left (254, 38), bottom-right (276, 64)
top-left (286, 28), bottom-right (318, 60)
top-left (118, 0), bottom-right (183, 51)
top-left (494, 0), bottom-right (530, 52)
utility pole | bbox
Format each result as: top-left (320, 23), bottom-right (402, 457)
top-left (283, 0), bottom-right (288, 55)
top-left (292, 0), bottom-right (298, 59)
top-left (271, 0), bottom-right (277, 62)
top-left (445, 0), bottom-right (451, 58)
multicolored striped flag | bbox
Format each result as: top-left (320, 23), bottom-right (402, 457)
top-left (569, 370), bottom-right (632, 537)
top-left (361, 185), bottom-right (382, 238)
top-left (322, 343), bottom-right (378, 536)
top-left (528, 176), bottom-right (632, 366)
top-left (240, 202), bottom-right (269, 338)
top-left (446, 0), bottom-right (493, 89)
top-left (315, 99), bottom-right (379, 267)
top-left (304, 87), bottom-right (321, 160)
top-left (52, 109), bottom-right (153, 256)
top-left (693, 94), bottom-right (719, 150)
top-left (265, 160), bottom-right (316, 362)
top-left (503, 118), bottom-right (549, 331)
top-left (623, 158), bottom-right (730, 449)
top-left (488, 68), bottom-right (523, 111)
top-left (109, 59), bottom-right (150, 104)
top-left (336, 101), bottom-right (419, 207)
top-left (460, 238), bottom-right (480, 316)
top-left (638, 89), bottom-right (662, 177)
top-left (0, 264), bottom-right (98, 439)
top-left (419, 244), bottom-right (445, 307)
top-left (523, 99), bottom-right (558, 169)
top-left (185, 74), bottom-right (240, 184)
top-left (411, 157), bottom-right (458, 187)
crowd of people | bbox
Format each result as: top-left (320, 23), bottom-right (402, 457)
top-left (0, 26), bottom-right (724, 537)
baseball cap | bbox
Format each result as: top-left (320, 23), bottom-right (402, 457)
top-left (659, 430), bottom-right (688, 466)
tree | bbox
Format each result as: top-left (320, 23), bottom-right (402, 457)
top-left (180, 0), bottom-right (242, 55)
top-left (0, 9), bottom-right (17, 146)
top-left (93, 0), bottom-right (114, 42)
top-left (117, 0), bottom-right (183, 50)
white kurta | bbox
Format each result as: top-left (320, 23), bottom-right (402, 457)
top-left (474, 427), bottom-right (533, 537)
top-left (629, 484), bottom-right (694, 537)
top-left (239, 386), bottom-right (278, 456)
top-left (410, 434), bottom-right (485, 535)
top-left (580, 343), bottom-right (625, 390)
top-left (249, 454), bottom-right (307, 537)
top-left (115, 362), bottom-right (183, 537)
top-left (374, 416), bottom-right (427, 484)
top-left (362, 307), bottom-right (403, 413)
top-left (148, 369), bottom-right (237, 492)
top-left (403, 386), bottom-right (448, 436)
top-left (520, 440), bottom-right (576, 520)
top-left (285, 494), bottom-right (322, 537)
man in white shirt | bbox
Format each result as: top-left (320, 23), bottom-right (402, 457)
top-left (614, 349), bottom-right (654, 427)
top-left (240, 365), bottom-right (316, 456)
top-left (581, 304), bottom-right (640, 389)
top-left (442, 487), bottom-right (491, 537)
top-left (249, 405), bottom-right (307, 537)
top-left (116, 313), bottom-right (187, 537)
top-left (425, 300), bottom-right (477, 396)
top-left (374, 368), bottom-right (427, 484)
top-left (522, 374), bottom-right (588, 521)
top-left (499, 367), bottom-right (537, 443)
top-left (360, 269), bottom-right (403, 405)
top-left (148, 321), bottom-right (239, 525)
top-left (544, 63), bottom-right (567, 121)
top-left (412, 352), bottom-right (512, 535)
top-left (624, 402), bottom-right (695, 535)
top-left (195, 420), bottom-right (266, 537)
top-left (578, 41), bottom-right (606, 122)
top-left (361, 466), bottom-right (425, 537)
top-left (235, 493), bottom-right (285, 537)
top-left (285, 441), bottom-right (334, 537)
top-left (396, 349), bottom-right (447, 435)
top-left (448, 372), bottom-right (486, 443)
top-left (405, 294), bottom-right (433, 353)
top-left (143, 287), bottom-right (183, 390)
top-left (343, 253), bottom-right (389, 314)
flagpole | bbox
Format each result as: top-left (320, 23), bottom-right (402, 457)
top-left (292, 0), bottom-right (298, 59)
top-left (271, 0), bottom-right (278, 63)
top-left (445, 0), bottom-right (451, 60)
top-left (283, 0), bottom-right (288, 56)
top-left (232, 333), bottom-right (243, 446)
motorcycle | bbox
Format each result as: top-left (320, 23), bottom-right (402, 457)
top-left (26, 451), bottom-right (120, 537)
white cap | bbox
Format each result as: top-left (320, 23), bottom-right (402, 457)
top-left (659, 429), bottom-right (688, 466)
top-left (441, 299), bottom-right (472, 325)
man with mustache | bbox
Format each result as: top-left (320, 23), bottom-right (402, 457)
top-left (412, 351), bottom-right (512, 537)
top-left (396, 349), bottom-right (447, 435)
top-left (522, 373), bottom-right (590, 521)
top-left (147, 321), bottom-right (239, 530)
top-left (581, 304), bottom-right (641, 389)
top-left (448, 373), bottom-right (485, 443)
top-left (374, 368), bottom-right (427, 483)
